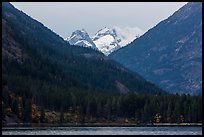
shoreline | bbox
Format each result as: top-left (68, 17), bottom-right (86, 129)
top-left (2, 123), bottom-right (202, 128)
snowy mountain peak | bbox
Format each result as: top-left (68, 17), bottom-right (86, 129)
top-left (66, 26), bottom-right (144, 56)
top-left (69, 29), bottom-right (89, 42)
top-left (95, 27), bottom-right (113, 36)
top-left (92, 26), bottom-right (144, 55)
top-left (92, 27), bottom-right (121, 55)
top-left (66, 29), bottom-right (97, 50)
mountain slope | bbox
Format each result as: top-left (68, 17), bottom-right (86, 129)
top-left (2, 0), bottom-right (166, 110)
top-left (110, 2), bottom-right (202, 95)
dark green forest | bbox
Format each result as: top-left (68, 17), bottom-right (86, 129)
top-left (2, 89), bottom-right (202, 125)
top-left (2, 2), bottom-right (202, 126)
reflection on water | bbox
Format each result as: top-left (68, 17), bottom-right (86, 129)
top-left (2, 126), bottom-right (202, 135)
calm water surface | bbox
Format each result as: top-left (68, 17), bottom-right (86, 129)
top-left (2, 126), bottom-right (202, 135)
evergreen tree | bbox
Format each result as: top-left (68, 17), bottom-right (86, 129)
top-left (40, 106), bottom-right (46, 123)
top-left (22, 99), bottom-right (32, 123)
top-left (60, 107), bottom-right (64, 124)
top-left (12, 98), bottom-right (19, 115)
top-left (167, 101), bottom-right (172, 123)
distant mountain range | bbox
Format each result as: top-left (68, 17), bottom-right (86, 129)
top-left (110, 2), bottom-right (202, 95)
top-left (66, 26), bottom-right (143, 55)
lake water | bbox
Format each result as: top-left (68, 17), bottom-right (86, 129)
top-left (2, 126), bottom-right (202, 135)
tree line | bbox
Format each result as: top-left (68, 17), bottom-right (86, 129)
top-left (2, 87), bottom-right (202, 125)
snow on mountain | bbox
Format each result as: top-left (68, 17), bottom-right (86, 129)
top-left (112, 26), bottom-right (144, 47)
top-left (92, 27), bottom-right (121, 55)
top-left (66, 26), bottom-right (144, 55)
top-left (66, 29), bottom-right (98, 50)
top-left (92, 26), bottom-right (144, 55)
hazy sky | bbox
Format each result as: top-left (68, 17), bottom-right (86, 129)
top-left (11, 2), bottom-right (187, 39)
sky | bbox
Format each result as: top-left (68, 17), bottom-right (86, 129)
top-left (11, 2), bottom-right (187, 39)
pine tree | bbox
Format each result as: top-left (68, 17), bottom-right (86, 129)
top-left (60, 108), bottom-right (64, 124)
top-left (12, 98), bottom-right (19, 115)
top-left (22, 99), bottom-right (32, 123)
top-left (167, 101), bottom-right (172, 123)
top-left (40, 106), bottom-right (46, 123)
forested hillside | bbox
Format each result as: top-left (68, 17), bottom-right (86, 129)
top-left (110, 2), bottom-right (202, 95)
